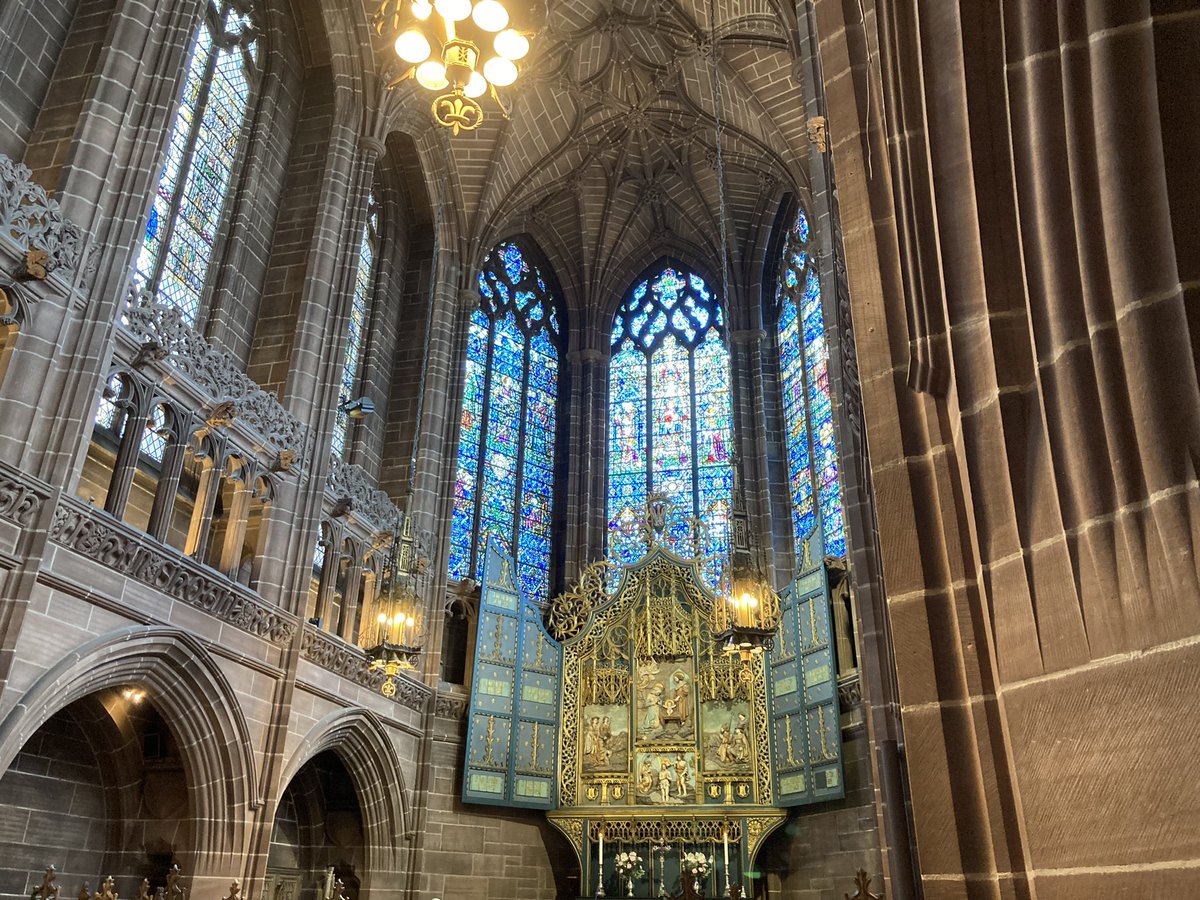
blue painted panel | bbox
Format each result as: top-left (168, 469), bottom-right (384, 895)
top-left (462, 538), bottom-right (562, 809)
top-left (765, 550), bottom-right (845, 806)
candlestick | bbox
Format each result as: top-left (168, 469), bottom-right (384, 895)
top-left (722, 830), bottom-right (731, 898)
top-left (597, 828), bottom-right (606, 897)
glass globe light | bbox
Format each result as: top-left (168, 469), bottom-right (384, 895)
top-left (412, 0), bottom-right (433, 18)
top-left (415, 60), bottom-right (449, 90)
top-left (434, 0), bottom-right (471, 21)
top-left (471, 0), bottom-right (509, 31)
top-left (494, 28), bottom-right (529, 60)
top-left (394, 29), bottom-right (431, 63)
top-left (464, 70), bottom-right (488, 98)
top-left (483, 56), bottom-right (517, 87)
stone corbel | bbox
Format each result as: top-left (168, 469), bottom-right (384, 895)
top-left (459, 286), bottom-right (481, 312)
top-left (729, 328), bottom-right (766, 346)
top-left (131, 339), bottom-right (169, 369)
top-left (807, 116), bottom-right (828, 154)
top-left (19, 248), bottom-right (48, 281)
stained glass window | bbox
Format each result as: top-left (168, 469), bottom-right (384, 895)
top-left (449, 241), bottom-right (562, 601)
top-left (134, 0), bottom-right (257, 325)
top-left (331, 192), bottom-right (379, 460)
top-left (607, 264), bottom-right (734, 588)
top-left (774, 210), bottom-right (846, 559)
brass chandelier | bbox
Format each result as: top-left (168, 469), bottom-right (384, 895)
top-left (362, 513), bottom-right (427, 693)
top-left (713, 563), bottom-right (782, 660)
top-left (373, 0), bottom-right (532, 134)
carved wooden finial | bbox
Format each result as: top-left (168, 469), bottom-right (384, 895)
top-left (93, 875), bottom-right (117, 900)
top-left (845, 869), bottom-right (881, 900)
top-left (165, 865), bottom-right (185, 900)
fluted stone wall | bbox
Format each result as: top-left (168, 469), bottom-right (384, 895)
top-left (814, 0), bottom-right (1200, 896)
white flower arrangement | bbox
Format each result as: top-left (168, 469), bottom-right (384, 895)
top-left (613, 851), bottom-right (646, 879)
top-left (681, 851), bottom-right (714, 878)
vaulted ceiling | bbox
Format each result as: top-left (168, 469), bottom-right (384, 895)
top-left (382, 0), bottom-right (813, 319)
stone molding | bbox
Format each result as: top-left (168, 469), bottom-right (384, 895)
top-left (729, 328), bottom-right (767, 345)
top-left (326, 456), bottom-right (403, 533)
top-left (837, 671), bottom-right (862, 711)
top-left (48, 498), bottom-right (297, 645)
top-left (300, 624), bottom-right (432, 713)
top-left (567, 347), bottom-right (607, 364)
top-left (0, 153), bottom-right (96, 280)
top-left (0, 463), bottom-right (50, 529)
top-left (433, 692), bottom-right (468, 719)
top-left (121, 286), bottom-right (307, 464)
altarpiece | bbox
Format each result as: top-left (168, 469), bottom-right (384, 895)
top-left (461, 504), bottom-right (843, 897)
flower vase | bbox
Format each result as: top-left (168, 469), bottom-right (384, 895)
top-left (626, 877), bottom-right (634, 897)
top-left (694, 877), bottom-right (703, 897)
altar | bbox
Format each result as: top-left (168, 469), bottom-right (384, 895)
top-left (459, 501), bottom-right (843, 897)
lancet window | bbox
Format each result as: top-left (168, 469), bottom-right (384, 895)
top-left (133, 0), bottom-right (258, 324)
top-left (773, 210), bottom-right (846, 559)
top-left (607, 264), bottom-right (734, 587)
top-left (449, 241), bottom-right (562, 601)
top-left (331, 192), bottom-right (379, 460)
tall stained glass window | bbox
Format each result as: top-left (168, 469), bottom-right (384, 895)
top-left (449, 241), bottom-right (562, 601)
top-left (607, 264), bottom-right (734, 587)
top-left (331, 193), bottom-right (379, 460)
top-left (775, 209), bottom-right (846, 559)
top-left (134, 0), bottom-right (258, 325)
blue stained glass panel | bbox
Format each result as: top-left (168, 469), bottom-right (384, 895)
top-left (135, 3), bottom-right (256, 326)
top-left (450, 311), bottom-right (490, 580)
top-left (608, 264), bottom-right (733, 589)
top-left (331, 194), bottom-right (377, 460)
top-left (450, 241), bottom-right (562, 599)
top-left (775, 210), bottom-right (846, 562)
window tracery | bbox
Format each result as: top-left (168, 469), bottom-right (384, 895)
top-left (449, 240), bottom-right (562, 601)
top-left (774, 210), bottom-right (846, 559)
top-left (134, 0), bottom-right (258, 325)
top-left (607, 264), bottom-right (734, 588)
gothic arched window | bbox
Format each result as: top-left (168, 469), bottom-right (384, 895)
top-left (331, 192), bottom-right (379, 460)
top-left (449, 241), bottom-right (562, 601)
top-left (774, 210), bottom-right (846, 559)
top-left (607, 263), bottom-right (734, 587)
top-left (134, 0), bottom-right (258, 325)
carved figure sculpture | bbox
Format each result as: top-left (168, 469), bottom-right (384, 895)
top-left (165, 866), bottom-right (184, 900)
top-left (33, 866), bottom-right (61, 900)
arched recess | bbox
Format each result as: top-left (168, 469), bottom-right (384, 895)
top-left (278, 709), bottom-right (409, 877)
top-left (0, 626), bottom-right (259, 869)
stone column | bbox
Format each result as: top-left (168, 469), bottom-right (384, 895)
top-left (727, 328), bottom-right (774, 571)
top-left (216, 473), bottom-right (253, 577)
top-left (409, 277), bottom-right (472, 687)
top-left (102, 387), bottom-right (153, 519)
top-left (146, 427), bottom-right (190, 542)
top-left (564, 346), bottom-right (608, 577)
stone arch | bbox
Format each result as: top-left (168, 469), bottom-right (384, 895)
top-left (0, 625), bottom-right (258, 870)
top-left (280, 708), bottom-right (410, 874)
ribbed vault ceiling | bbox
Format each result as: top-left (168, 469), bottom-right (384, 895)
top-left (381, 0), bottom-right (812, 317)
